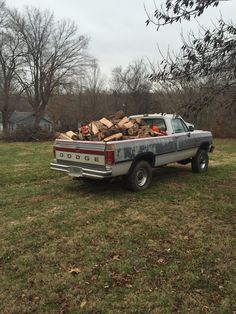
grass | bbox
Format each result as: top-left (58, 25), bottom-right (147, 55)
top-left (0, 139), bottom-right (235, 314)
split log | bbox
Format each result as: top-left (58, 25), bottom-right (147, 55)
top-left (117, 116), bottom-right (129, 128)
top-left (99, 117), bottom-right (113, 128)
top-left (135, 117), bottom-right (142, 124)
top-left (123, 121), bottom-right (134, 129)
top-left (89, 122), bottom-right (99, 135)
top-left (65, 131), bottom-right (77, 139)
top-left (93, 120), bottom-right (104, 131)
top-left (58, 133), bottom-right (73, 141)
top-left (103, 132), bottom-right (123, 142)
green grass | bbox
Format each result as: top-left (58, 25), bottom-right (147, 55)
top-left (0, 139), bottom-right (235, 314)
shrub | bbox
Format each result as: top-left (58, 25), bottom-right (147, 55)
top-left (1, 126), bottom-right (56, 142)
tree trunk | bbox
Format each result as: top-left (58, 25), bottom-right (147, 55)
top-left (1, 87), bottom-right (10, 133)
top-left (2, 109), bottom-right (9, 133)
top-left (34, 105), bottom-right (46, 128)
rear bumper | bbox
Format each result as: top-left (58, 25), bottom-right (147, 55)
top-left (50, 161), bottom-right (112, 179)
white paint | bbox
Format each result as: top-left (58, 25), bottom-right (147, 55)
top-left (56, 151), bottom-right (105, 166)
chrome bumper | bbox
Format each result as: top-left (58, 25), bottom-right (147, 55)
top-left (50, 161), bottom-right (112, 179)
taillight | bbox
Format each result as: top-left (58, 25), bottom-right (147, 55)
top-left (53, 146), bottom-right (56, 158)
top-left (105, 150), bottom-right (115, 165)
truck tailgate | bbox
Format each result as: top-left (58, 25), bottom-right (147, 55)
top-left (54, 139), bottom-right (106, 166)
top-left (51, 139), bottom-right (114, 179)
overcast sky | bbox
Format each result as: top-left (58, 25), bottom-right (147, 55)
top-left (5, 0), bottom-right (236, 80)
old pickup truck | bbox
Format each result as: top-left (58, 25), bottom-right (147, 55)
top-left (50, 114), bottom-right (214, 191)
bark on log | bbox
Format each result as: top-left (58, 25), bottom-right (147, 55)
top-left (103, 132), bottom-right (123, 142)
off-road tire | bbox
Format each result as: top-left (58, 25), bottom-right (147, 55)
top-left (191, 149), bottom-right (209, 173)
top-left (126, 160), bottom-right (152, 192)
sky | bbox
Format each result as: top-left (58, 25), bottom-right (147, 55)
top-left (5, 0), bottom-right (236, 80)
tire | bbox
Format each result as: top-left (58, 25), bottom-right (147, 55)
top-left (191, 149), bottom-right (209, 173)
top-left (126, 160), bottom-right (152, 192)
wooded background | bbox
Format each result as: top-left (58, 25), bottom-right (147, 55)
top-left (0, 0), bottom-right (235, 137)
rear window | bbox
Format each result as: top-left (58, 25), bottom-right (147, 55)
top-left (142, 118), bottom-right (167, 131)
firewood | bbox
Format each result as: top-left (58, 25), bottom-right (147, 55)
top-left (109, 127), bottom-right (122, 135)
top-left (113, 110), bottom-right (125, 120)
top-left (58, 133), bottom-right (73, 141)
top-left (138, 129), bottom-right (144, 137)
top-left (93, 121), bottom-right (104, 131)
top-left (100, 129), bottom-right (110, 139)
top-left (124, 121), bottom-right (134, 129)
top-left (103, 132), bottom-right (123, 142)
top-left (135, 117), bottom-right (142, 124)
top-left (65, 131), bottom-right (77, 139)
top-left (141, 125), bottom-right (148, 131)
top-left (78, 133), bottom-right (84, 140)
top-left (117, 116), bottom-right (129, 128)
top-left (72, 134), bottom-right (79, 140)
top-left (99, 117), bottom-right (113, 128)
top-left (127, 128), bottom-right (134, 136)
top-left (89, 122), bottom-right (99, 135)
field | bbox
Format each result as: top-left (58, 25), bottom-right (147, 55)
top-left (0, 139), bottom-right (235, 314)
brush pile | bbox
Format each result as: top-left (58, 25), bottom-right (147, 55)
top-left (57, 110), bottom-right (167, 142)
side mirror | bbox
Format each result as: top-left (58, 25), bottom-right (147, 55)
top-left (188, 125), bottom-right (194, 132)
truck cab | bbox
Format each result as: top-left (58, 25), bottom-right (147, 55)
top-left (129, 113), bottom-right (194, 135)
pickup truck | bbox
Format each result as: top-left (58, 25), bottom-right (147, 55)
top-left (50, 114), bottom-right (214, 191)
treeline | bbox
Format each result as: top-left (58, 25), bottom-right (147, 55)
top-left (0, 0), bottom-right (235, 138)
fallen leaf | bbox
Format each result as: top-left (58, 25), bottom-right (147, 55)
top-left (157, 258), bottom-right (165, 264)
top-left (112, 255), bottom-right (121, 261)
top-left (68, 267), bottom-right (81, 274)
top-left (80, 300), bottom-right (87, 308)
top-left (104, 285), bottom-right (110, 289)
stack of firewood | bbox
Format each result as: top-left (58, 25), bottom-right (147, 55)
top-left (57, 110), bottom-right (167, 142)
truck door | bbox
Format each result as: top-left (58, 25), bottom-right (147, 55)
top-left (171, 118), bottom-right (197, 158)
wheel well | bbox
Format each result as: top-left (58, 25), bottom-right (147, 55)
top-left (128, 153), bottom-right (155, 174)
top-left (199, 142), bottom-right (210, 151)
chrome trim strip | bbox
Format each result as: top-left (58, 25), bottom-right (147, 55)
top-left (50, 162), bottom-right (112, 178)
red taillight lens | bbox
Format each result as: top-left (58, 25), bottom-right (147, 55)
top-left (105, 150), bottom-right (114, 165)
top-left (53, 146), bottom-right (56, 158)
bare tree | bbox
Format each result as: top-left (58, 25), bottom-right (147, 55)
top-left (0, 3), bottom-right (23, 133)
top-left (83, 59), bottom-right (105, 115)
top-left (111, 59), bottom-right (152, 113)
top-left (8, 7), bottom-right (90, 127)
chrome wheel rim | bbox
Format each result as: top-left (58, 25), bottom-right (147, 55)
top-left (200, 155), bottom-right (207, 169)
top-left (136, 168), bottom-right (148, 187)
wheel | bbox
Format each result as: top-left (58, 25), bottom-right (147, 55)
top-left (191, 149), bottom-right (209, 173)
top-left (126, 160), bottom-right (152, 192)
